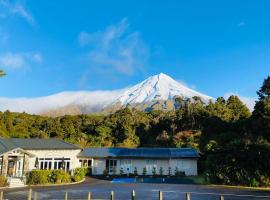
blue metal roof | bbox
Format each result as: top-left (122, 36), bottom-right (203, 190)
top-left (78, 147), bottom-right (199, 158)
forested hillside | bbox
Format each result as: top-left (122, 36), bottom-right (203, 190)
top-left (1, 76), bottom-right (270, 187)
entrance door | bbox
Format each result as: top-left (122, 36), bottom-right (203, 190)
top-left (106, 159), bottom-right (117, 175)
top-left (7, 160), bottom-right (15, 177)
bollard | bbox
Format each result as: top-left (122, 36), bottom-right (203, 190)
top-left (34, 192), bottom-right (37, 200)
top-left (88, 192), bottom-right (91, 200)
top-left (64, 192), bottom-right (68, 200)
top-left (28, 188), bottom-right (32, 200)
top-left (0, 191), bottom-right (3, 200)
top-left (131, 190), bottom-right (135, 200)
top-left (110, 191), bottom-right (114, 200)
top-left (220, 195), bottom-right (224, 200)
top-left (186, 192), bottom-right (190, 200)
top-left (159, 191), bottom-right (163, 200)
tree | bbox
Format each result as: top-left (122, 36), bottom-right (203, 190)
top-left (252, 76), bottom-right (270, 142)
top-left (226, 95), bottom-right (251, 121)
top-left (257, 76), bottom-right (270, 100)
top-left (0, 70), bottom-right (6, 77)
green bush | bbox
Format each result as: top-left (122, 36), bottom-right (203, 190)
top-left (0, 175), bottom-right (8, 187)
top-left (27, 170), bottom-right (51, 185)
top-left (72, 168), bottom-right (86, 182)
top-left (52, 170), bottom-right (71, 184)
top-left (142, 167), bottom-right (147, 176)
top-left (103, 169), bottom-right (109, 176)
top-left (133, 167), bottom-right (138, 176)
top-left (27, 170), bottom-right (71, 185)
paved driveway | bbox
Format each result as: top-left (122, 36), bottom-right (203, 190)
top-left (3, 177), bottom-right (270, 200)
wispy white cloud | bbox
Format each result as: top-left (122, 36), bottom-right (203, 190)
top-left (0, 52), bottom-right (43, 69)
top-left (238, 21), bottom-right (246, 27)
top-left (224, 92), bottom-right (256, 110)
top-left (78, 18), bottom-right (149, 78)
top-left (0, 0), bottom-right (35, 25)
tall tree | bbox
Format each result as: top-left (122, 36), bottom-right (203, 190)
top-left (252, 76), bottom-right (270, 142)
top-left (0, 70), bottom-right (6, 77)
top-left (257, 76), bottom-right (270, 100)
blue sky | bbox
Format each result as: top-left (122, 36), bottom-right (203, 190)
top-left (0, 0), bottom-right (269, 103)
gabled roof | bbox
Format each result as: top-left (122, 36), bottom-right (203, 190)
top-left (78, 147), bottom-right (199, 159)
top-left (0, 138), bottom-right (81, 155)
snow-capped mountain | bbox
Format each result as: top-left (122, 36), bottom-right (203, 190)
top-left (0, 73), bottom-right (213, 116)
top-left (116, 73), bottom-right (212, 105)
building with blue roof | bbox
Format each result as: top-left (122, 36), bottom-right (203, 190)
top-left (79, 147), bottom-right (199, 176)
top-left (0, 138), bottom-right (199, 185)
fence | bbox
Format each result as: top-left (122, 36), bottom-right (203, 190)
top-left (1, 188), bottom-right (270, 200)
top-left (0, 189), bottom-right (231, 200)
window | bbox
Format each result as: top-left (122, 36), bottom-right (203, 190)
top-left (40, 162), bottom-right (44, 169)
top-left (37, 157), bottom-right (71, 171)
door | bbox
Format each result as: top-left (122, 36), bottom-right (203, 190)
top-left (7, 160), bottom-right (15, 177)
top-left (106, 159), bottom-right (117, 175)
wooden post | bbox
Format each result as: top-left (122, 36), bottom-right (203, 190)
top-left (110, 191), bottom-right (114, 200)
top-left (131, 190), bottom-right (135, 200)
top-left (64, 192), bottom-right (68, 200)
top-left (87, 192), bottom-right (91, 200)
top-left (186, 192), bottom-right (190, 200)
top-left (220, 195), bottom-right (224, 200)
top-left (34, 192), bottom-right (37, 200)
top-left (159, 191), bottom-right (163, 200)
top-left (28, 188), bottom-right (32, 200)
top-left (0, 191), bottom-right (3, 200)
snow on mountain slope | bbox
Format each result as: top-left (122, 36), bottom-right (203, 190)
top-left (0, 73), bottom-right (213, 115)
top-left (116, 73), bottom-right (213, 105)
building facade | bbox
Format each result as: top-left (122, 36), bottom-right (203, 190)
top-left (0, 138), bottom-right (199, 177)
top-left (78, 147), bottom-right (199, 176)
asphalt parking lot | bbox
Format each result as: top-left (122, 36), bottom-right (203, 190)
top-left (3, 177), bottom-right (270, 200)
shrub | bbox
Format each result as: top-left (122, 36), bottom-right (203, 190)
top-left (120, 168), bottom-right (124, 176)
top-left (159, 167), bottom-right (163, 176)
top-left (133, 167), bottom-right (138, 176)
top-left (168, 167), bottom-right (172, 176)
top-left (52, 170), bottom-right (71, 184)
top-left (103, 169), bottom-right (109, 176)
top-left (142, 167), bottom-right (147, 176)
top-left (27, 170), bottom-right (71, 185)
top-left (152, 167), bottom-right (157, 176)
top-left (0, 175), bottom-right (8, 187)
top-left (27, 170), bottom-right (51, 185)
top-left (72, 168), bottom-right (86, 182)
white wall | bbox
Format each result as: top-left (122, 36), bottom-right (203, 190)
top-left (27, 149), bottom-right (81, 171)
top-left (91, 158), bottom-right (198, 176)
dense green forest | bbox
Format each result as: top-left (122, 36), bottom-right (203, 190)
top-left (1, 75), bottom-right (270, 187)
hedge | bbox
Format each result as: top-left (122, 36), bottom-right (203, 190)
top-left (72, 168), bottom-right (86, 182)
top-left (27, 170), bottom-right (71, 185)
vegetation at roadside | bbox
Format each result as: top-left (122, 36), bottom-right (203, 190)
top-left (27, 168), bottom-right (85, 185)
top-left (1, 75), bottom-right (270, 187)
top-left (0, 175), bottom-right (8, 187)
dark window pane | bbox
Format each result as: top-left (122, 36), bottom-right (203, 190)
top-left (44, 162), bottom-right (48, 169)
top-left (87, 160), bottom-right (92, 167)
top-left (54, 162), bottom-right (57, 169)
top-left (66, 162), bottom-right (70, 171)
top-left (106, 160), bottom-right (109, 170)
top-left (49, 162), bottom-right (52, 169)
top-left (40, 162), bottom-right (44, 169)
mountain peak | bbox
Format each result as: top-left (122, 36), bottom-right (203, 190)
top-left (115, 73), bottom-right (212, 105)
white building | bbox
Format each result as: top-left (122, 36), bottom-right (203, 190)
top-left (79, 147), bottom-right (199, 176)
top-left (0, 138), bottom-right (199, 178)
